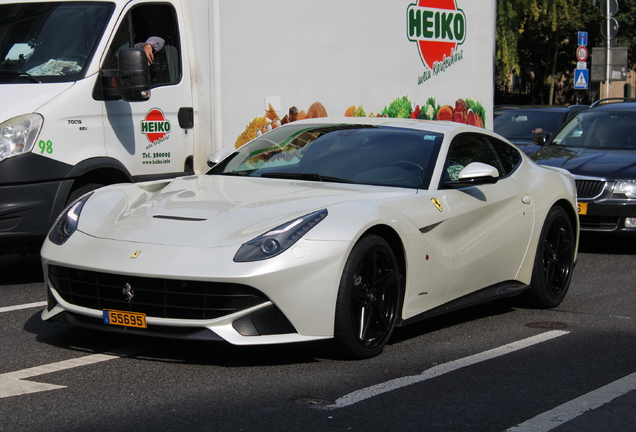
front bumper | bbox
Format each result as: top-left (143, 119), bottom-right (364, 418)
top-left (0, 179), bottom-right (73, 252)
top-left (0, 153), bottom-right (74, 253)
top-left (576, 178), bottom-right (636, 233)
top-left (41, 231), bottom-right (348, 345)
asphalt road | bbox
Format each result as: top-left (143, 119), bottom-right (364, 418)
top-left (1, 233), bottom-right (635, 432)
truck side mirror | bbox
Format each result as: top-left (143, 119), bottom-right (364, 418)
top-left (98, 48), bottom-right (151, 101)
top-left (119, 48), bottom-right (151, 102)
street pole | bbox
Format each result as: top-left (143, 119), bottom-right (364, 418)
top-left (606, 0), bottom-right (611, 98)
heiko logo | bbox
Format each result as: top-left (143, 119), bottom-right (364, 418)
top-left (407, 0), bottom-right (466, 82)
top-left (141, 108), bottom-right (171, 145)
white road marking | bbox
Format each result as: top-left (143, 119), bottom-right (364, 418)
top-left (506, 370), bottom-right (636, 432)
top-left (0, 301), bottom-right (47, 314)
top-left (0, 347), bottom-right (145, 399)
top-left (322, 330), bottom-right (570, 410)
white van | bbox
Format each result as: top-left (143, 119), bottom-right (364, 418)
top-left (0, 0), bottom-right (495, 253)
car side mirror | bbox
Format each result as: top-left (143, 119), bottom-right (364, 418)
top-left (443, 162), bottom-right (499, 188)
top-left (533, 131), bottom-right (552, 146)
top-left (207, 148), bottom-right (234, 168)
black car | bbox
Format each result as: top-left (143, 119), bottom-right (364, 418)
top-left (531, 100), bottom-right (636, 234)
top-left (494, 105), bottom-right (587, 154)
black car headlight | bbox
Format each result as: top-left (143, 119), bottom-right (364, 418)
top-left (613, 181), bottom-right (636, 199)
top-left (48, 192), bottom-right (93, 245)
top-left (234, 209), bottom-right (328, 262)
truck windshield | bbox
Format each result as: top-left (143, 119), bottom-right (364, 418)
top-left (0, 2), bottom-right (114, 83)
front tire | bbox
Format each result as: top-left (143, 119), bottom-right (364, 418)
top-left (526, 206), bottom-right (575, 308)
top-left (334, 235), bottom-right (402, 359)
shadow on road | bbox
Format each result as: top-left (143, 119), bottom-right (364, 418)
top-left (24, 302), bottom-right (519, 367)
top-left (0, 253), bottom-right (43, 285)
top-left (578, 232), bottom-right (636, 255)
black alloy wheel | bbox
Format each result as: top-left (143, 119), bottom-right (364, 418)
top-left (334, 235), bottom-right (402, 359)
top-left (527, 206), bottom-right (575, 308)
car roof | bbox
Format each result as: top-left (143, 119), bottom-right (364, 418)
top-left (288, 116), bottom-right (493, 136)
top-left (588, 101), bottom-right (636, 111)
top-left (494, 105), bottom-right (586, 113)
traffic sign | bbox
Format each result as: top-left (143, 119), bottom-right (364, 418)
top-left (601, 18), bottom-right (619, 39)
top-left (574, 69), bottom-right (589, 90)
top-left (601, 0), bottom-right (619, 17)
top-left (578, 31), bottom-right (588, 46)
top-left (576, 46), bottom-right (588, 62)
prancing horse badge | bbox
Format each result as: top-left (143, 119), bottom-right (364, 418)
top-left (431, 198), bottom-right (443, 212)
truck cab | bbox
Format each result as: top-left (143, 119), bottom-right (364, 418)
top-left (0, 1), bottom-right (194, 253)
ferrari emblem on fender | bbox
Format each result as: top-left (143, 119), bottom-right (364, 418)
top-left (131, 251), bottom-right (141, 259)
top-left (431, 198), bottom-right (443, 212)
top-left (122, 283), bottom-right (134, 302)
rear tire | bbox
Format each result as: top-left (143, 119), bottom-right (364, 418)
top-left (333, 235), bottom-right (402, 359)
top-left (525, 206), bottom-right (575, 308)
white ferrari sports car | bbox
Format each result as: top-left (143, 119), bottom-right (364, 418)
top-left (41, 117), bottom-right (579, 359)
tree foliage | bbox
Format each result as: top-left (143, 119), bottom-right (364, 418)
top-left (496, 0), bottom-right (636, 105)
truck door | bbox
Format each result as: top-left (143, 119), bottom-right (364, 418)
top-left (100, 3), bottom-right (193, 179)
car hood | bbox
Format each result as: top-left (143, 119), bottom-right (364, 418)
top-left (506, 139), bottom-right (541, 155)
top-left (77, 175), bottom-right (417, 247)
top-left (531, 146), bottom-right (636, 179)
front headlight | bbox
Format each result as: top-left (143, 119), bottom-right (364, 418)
top-left (613, 181), bottom-right (636, 199)
top-left (0, 114), bottom-right (43, 162)
top-left (48, 192), bottom-right (93, 245)
top-left (234, 209), bottom-right (328, 262)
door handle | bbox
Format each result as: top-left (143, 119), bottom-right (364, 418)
top-left (178, 107), bottom-right (194, 129)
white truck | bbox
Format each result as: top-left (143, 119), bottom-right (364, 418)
top-left (0, 0), bottom-right (495, 254)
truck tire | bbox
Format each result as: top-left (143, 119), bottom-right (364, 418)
top-left (67, 183), bottom-right (103, 206)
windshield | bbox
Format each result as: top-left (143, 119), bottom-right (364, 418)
top-left (494, 110), bottom-right (563, 140)
top-left (552, 110), bottom-right (636, 150)
top-left (209, 123), bottom-right (443, 189)
top-left (0, 2), bottom-right (114, 83)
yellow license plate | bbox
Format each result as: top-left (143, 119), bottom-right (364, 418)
top-left (577, 202), bottom-right (588, 215)
top-left (103, 309), bottom-right (147, 328)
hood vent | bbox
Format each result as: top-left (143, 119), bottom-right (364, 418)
top-left (153, 215), bottom-right (207, 221)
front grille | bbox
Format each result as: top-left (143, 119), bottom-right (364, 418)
top-left (575, 180), bottom-right (606, 199)
top-left (579, 216), bottom-right (619, 231)
top-left (49, 265), bottom-right (269, 320)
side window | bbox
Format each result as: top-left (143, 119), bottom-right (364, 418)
top-left (488, 137), bottom-right (521, 176)
top-left (102, 4), bottom-right (181, 88)
top-left (444, 134), bottom-right (503, 181)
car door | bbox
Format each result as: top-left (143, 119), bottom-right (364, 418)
top-left (101, 2), bottom-right (193, 179)
top-left (441, 133), bottom-right (535, 301)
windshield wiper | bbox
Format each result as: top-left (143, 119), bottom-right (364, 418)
top-left (260, 172), bottom-right (357, 184)
top-left (0, 70), bottom-right (39, 83)
top-left (211, 171), bottom-right (251, 176)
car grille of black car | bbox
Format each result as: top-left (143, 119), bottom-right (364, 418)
top-left (575, 180), bottom-right (606, 199)
top-left (48, 265), bottom-right (269, 320)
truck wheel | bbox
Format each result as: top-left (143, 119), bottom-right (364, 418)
top-left (333, 235), bottom-right (402, 359)
top-left (67, 183), bottom-right (103, 205)
top-left (526, 206), bottom-right (575, 308)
